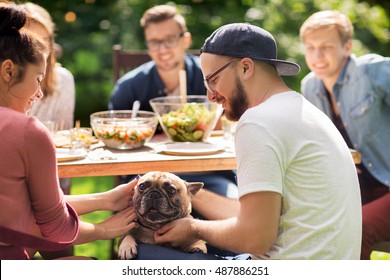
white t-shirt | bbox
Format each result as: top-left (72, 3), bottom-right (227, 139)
top-left (236, 91), bottom-right (362, 259)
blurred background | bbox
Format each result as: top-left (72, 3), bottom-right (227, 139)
top-left (12, 0), bottom-right (389, 259)
top-left (17, 0), bottom-right (389, 126)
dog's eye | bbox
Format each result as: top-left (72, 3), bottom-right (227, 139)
top-left (138, 183), bottom-right (146, 191)
top-left (167, 186), bottom-right (177, 195)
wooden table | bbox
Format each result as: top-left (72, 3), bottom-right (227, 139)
top-left (57, 134), bottom-right (359, 178)
top-left (57, 136), bottom-right (236, 178)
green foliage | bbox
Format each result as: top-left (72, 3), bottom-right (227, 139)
top-left (70, 176), bottom-right (114, 260)
top-left (27, 0), bottom-right (389, 126)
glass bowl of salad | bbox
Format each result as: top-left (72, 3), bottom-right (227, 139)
top-left (149, 95), bottom-right (223, 142)
top-left (90, 110), bottom-right (158, 149)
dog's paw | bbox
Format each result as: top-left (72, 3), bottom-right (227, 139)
top-left (187, 247), bottom-right (205, 254)
top-left (185, 240), bottom-right (207, 254)
top-left (118, 235), bottom-right (138, 260)
top-left (185, 243), bottom-right (207, 254)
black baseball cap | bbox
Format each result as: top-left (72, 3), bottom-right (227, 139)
top-left (201, 23), bottom-right (300, 76)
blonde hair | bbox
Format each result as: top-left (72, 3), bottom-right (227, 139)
top-left (140, 5), bottom-right (187, 33)
top-left (22, 2), bottom-right (57, 98)
top-left (300, 10), bottom-right (354, 44)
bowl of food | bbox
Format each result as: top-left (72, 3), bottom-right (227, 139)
top-left (90, 110), bottom-right (158, 149)
top-left (149, 95), bottom-right (223, 142)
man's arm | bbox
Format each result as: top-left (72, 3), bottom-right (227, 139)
top-left (192, 188), bottom-right (240, 220)
top-left (156, 191), bottom-right (281, 255)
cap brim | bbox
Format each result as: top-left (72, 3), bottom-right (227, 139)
top-left (262, 59), bottom-right (301, 76)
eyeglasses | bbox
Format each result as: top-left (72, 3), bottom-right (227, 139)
top-left (145, 32), bottom-right (184, 51)
top-left (203, 58), bottom-right (239, 93)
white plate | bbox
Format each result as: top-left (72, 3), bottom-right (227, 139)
top-left (56, 148), bottom-right (87, 162)
top-left (156, 142), bottom-right (225, 156)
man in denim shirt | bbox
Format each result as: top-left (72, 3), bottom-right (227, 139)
top-left (300, 10), bottom-right (390, 259)
top-left (109, 5), bottom-right (238, 218)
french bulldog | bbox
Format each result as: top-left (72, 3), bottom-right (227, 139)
top-left (118, 171), bottom-right (207, 259)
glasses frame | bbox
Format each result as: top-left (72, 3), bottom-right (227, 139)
top-left (203, 58), bottom-right (240, 93)
top-left (145, 32), bottom-right (185, 51)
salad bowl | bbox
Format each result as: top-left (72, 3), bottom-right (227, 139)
top-left (149, 95), bottom-right (223, 142)
top-left (90, 110), bottom-right (157, 149)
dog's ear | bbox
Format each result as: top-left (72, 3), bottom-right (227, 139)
top-left (186, 182), bottom-right (204, 198)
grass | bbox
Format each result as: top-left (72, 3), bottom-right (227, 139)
top-left (71, 176), bottom-right (390, 260)
top-left (70, 176), bottom-right (115, 260)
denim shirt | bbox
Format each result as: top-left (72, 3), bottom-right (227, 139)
top-left (108, 53), bottom-right (206, 112)
top-left (301, 54), bottom-right (390, 187)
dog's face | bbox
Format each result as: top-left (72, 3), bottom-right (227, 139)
top-left (133, 171), bottom-right (203, 230)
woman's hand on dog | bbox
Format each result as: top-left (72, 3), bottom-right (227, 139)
top-left (105, 176), bottom-right (139, 212)
top-left (75, 207), bottom-right (138, 244)
top-left (97, 207), bottom-right (138, 240)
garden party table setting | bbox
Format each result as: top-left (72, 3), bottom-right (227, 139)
top-left (55, 94), bottom-right (237, 179)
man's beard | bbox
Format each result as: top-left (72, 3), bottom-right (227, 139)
top-left (224, 76), bottom-right (248, 121)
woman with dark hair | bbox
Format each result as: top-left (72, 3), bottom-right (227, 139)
top-left (0, 2), bottom-right (137, 260)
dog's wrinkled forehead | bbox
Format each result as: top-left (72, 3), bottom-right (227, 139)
top-left (138, 171), bottom-right (185, 189)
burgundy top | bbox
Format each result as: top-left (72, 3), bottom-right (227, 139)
top-left (0, 107), bottom-right (79, 259)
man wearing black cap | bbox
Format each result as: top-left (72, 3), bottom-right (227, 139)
top-left (151, 23), bottom-right (362, 260)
